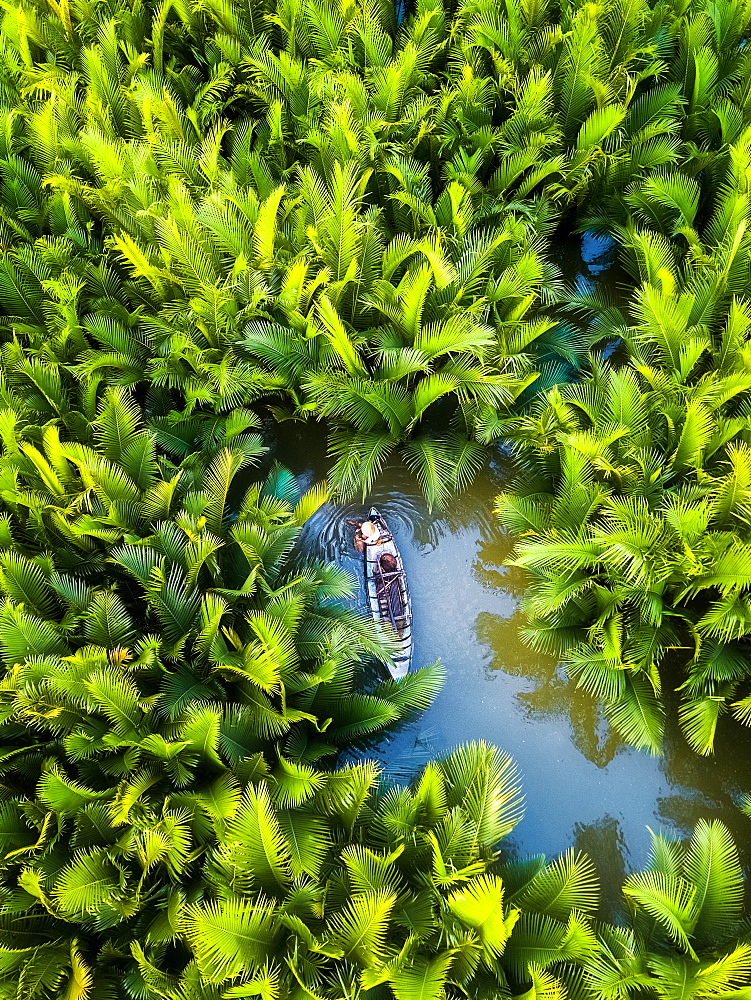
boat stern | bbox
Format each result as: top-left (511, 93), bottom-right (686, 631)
top-left (388, 658), bottom-right (410, 680)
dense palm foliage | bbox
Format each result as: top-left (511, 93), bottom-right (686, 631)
top-left (0, 397), bottom-right (445, 745)
top-left (3, 0), bottom-right (751, 996)
top-left (498, 121), bottom-right (751, 756)
top-left (0, 380), bottom-right (452, 996)
top-left (585, 820), bottom-right (751, 1000)
top-left (2, 718), bottom-right (545, 995)
top-left (4, 0), bottom-right (747, 505)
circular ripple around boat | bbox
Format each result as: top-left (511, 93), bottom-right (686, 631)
top-left (295, 487), bottom-right (436, 569)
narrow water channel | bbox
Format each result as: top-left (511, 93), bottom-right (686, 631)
top-left (264, 417), bottom-right (751, 907)
top-left (257, 233), bottom-right (751, 911)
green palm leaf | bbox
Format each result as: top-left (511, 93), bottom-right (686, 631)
top-left (504, 912), bottom-right (598, 978)
top-left (684, 820), bottom-right (743, 938)
top-left (187, 898), bottom-right (281, 983)
top-left (448, 874), bottom-right (516, 962)
top-left (327, 890), bottom-right (396, 968)
top-left (678, 695), bottom-right (726, 757)
top-left (53, 848), bottom-right (122, 915)
top-left (623, 870), bottom-right (698, 957)
top-left (605, 673), bottom-right (664, 756)
top-left (437, 741), bottom-right (524, 847)
top-left (389, 951), bottom-right (456, 1000)
top-left (216, 782), bottom-right (292, 892)
top-left (511, 849), bottom-right (599, 920)
top-left (203, 448), bottom-right (255, 534)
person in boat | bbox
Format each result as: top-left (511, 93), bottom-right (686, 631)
top-left (353, 519), bottom-right (380, 553)
top-left (376, 551), bottom-right (405, 620)
top-left (379, 553), bottom-right (398, 574)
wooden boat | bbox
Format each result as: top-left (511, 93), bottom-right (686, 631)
top-left (361, 507), bottom-right (412, 679)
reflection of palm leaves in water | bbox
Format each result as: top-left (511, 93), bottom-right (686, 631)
top-left (476, 610), bottom-right (560, 682)
top-left (475, 610), bottom-right (622, 767)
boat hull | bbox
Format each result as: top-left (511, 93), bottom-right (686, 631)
top-left (363, 507), bottom-right (412, 679)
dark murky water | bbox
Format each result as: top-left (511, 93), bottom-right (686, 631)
top-left (254, 233), bottom-right (751, 908)
top-left (553, 228), bottom-right (633, 302)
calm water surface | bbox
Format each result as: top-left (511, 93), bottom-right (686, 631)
top-left (261, 234), bottom-right (751, 906)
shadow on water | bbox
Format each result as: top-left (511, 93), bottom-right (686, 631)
top-left (247, 234), bottom-right (751, 915)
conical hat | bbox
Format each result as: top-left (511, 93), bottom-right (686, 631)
top-left (361, 520), bottom-right (377, 537)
